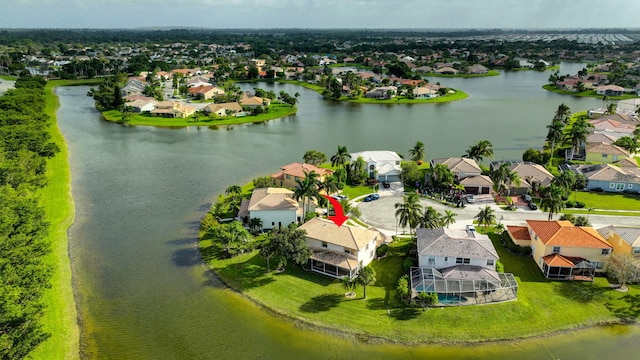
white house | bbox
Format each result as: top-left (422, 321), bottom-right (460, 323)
top-left (299, 217), bottom-right (379, 279)
top-left (349, 150), bottom-right (403, 182)
top-left (238, 187), bottom-right (302, 230)
top-left (416, 226), bottom-right (498, 271)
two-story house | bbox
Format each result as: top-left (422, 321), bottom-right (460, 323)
top-left (411, 226), bottom-right (518, 305)
top-left (237, 187), bottom-right (303, 230)
top-left (430, 157), bottom-right (482, 181)
top-left (597, 226), bottom-right (640, 256)
top-left (349, 150), bottom-right (402, 182)
top-left (299, 218), bottom-right (379, 279)
top-left (270, 162), bottom-right (334, 189)
top-left (526, 220), bottom-right (613, 280)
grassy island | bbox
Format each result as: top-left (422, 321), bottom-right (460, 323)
top-left (200, 225), bottom-right (639, 344)
top-left (101, 103), bottom-right (297, 127)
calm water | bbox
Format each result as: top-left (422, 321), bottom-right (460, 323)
top-left (57, 63), bottom-right (640, 359)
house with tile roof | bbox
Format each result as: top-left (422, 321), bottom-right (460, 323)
top-left (502, 161), bottom-right (555, 195)
top-left (349, 150), bottom-right (402, 182)
top-left (524, 220), bottom-right (613, 280)
top-left (237, 187), bottom-right (303, 230)
top-left (202, 102), bottom-right (243, 116)
top-left (596, 85), bottom-right (624, 96)
top-left (459, 175), bottom-right (494, 195)
top-left (430, 157), bottom-right (482, 181)
top-left (410, 226), bottom-right (518, 304)
top-left (270, 162), bottom-right (334, 189)
top-left (187, 85), bottom-right (225, 100)
top-left (150, 101), bottom-right (196, 118)
top-left (299, 217), bottom-right (379, 279)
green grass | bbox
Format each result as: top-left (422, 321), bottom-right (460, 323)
top-left (570, 191), bottom-right (640, 211)
top-left (427, 70), bottom-right (500, 78)
top-left (200, 232), bottom-right (640, 344)
top-left (341, 184), bottom-right (379, 199)
top-left (0, 74), bottom-right (17, 81)
top-left (28, 80), bottom-right (84, 359)
top-left (344, 89), bottom-right (468, 104)
top-left (102, 103), bottom-right (297, 127)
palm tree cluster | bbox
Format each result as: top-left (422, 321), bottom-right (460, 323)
top-left (464, 140), bottom-right (494, 163)
top-left (489, 163), bottom-right (521, 199)
top-left (331, 145), bottom-right (351, 183)
top-left (294, 171), bottom-right (321, 218)
top-left (546, 103), bottom-right (571, 163)
top-left (394, 193), bottom-right (457, 235)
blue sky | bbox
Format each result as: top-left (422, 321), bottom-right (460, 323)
top-left (4, 0), bottom-right (640, 29)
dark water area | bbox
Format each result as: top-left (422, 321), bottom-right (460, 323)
top-left (56, 63), bottom-right (640, 359)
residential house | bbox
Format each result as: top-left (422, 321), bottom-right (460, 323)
top-left (270, 162), bottom-right (334, 189)
top-left (299, 217), bottom-right (379, 279)
top-left (364, 86), bottom-right (397, 99)
top-left (202, 102), bottom-right (243, 117)
top-left (237, 187), bottom-right (302, 230)
top-left (121, 78), bottom-right (146, 95)
top-left (459, 175), bottom-right (494, 195)
top-left (349, 150), bottom-right (402, 182)
top-left (506, 225), bottom-right (532, 247)
top-left (430, 157), bottom-right (482, 180)
top-left (150, 101), bottom-right (196, 118)
top-left (585, 142), bottom-right (630, 163)
top-left (410, 226), bottom-right (518, 304)
top-left (186, 76), bottom-right (213, 88)
top-left (413, 86), bottom-right (438, 98)
top-left (573, 163), bottom-right (640, 193)
top-left (507, 162), bottom-right (555, 194)
top-left (597, 85), bottom-right (624, 96)
top-left (126, 99), bottom-right (156, 113)
top-left (240, 92), bottom-right (271, 108)
top-left (466, 64), bottom-right (488, 74)
top-left (188, 85), bottom-right (225, 100)
top-left (597, 226), bottom-right (640, 257)
top-left (525, 220), bottom-right (613, 280)
top-left (434, 67), bottom-right (458, 75)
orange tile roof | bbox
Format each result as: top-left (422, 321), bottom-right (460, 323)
top-left (543, 254), bottom-right (577, 267)
top-left (507, 225), bottom-right (531, 241)
top-left (527, 220), bottom-right (612, 249)
top-left (278, 162), bottom-right (333, 178)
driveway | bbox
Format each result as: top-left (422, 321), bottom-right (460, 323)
top-left (357, 192), bottom-right (640, 235)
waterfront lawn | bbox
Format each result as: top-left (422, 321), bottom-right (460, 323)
top-left (201, 231), bottom-right (640, 343)
top-left (345, 90), bottom-right (467, 104)
top-left (542, 84), bottom-right (638, 100)
top-left (103, 103), bottom-right (297, 127)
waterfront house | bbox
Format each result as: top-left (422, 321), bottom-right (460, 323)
top-left (410, 226), bottom-right (518, 304)
top-left (299, 217), bottom-right (379, 279)
top-left (150, 101), bottom-right (196, 118)
top-left (188, 85), bottom-right (225, 100)
top-left (507, 162), bottom-right (554, 194)
top-left (585, 142), bottom-right (630, 163)
top-left (126, 99), bottom-right (156, 113)
top-left (364, 86), bottom-right (397, 99)
top-left (525, 220), bottom-right (613, 280)
top-left (237, 187), bottom-right (302, 230)
top-left (240, 92), bottom-right (271, 108)
top-left (202, 102), bottom-right (243, 117)
top-left (431, 157), bottom-right (482, 182)
top-left (270, 162), bottom-right (334, 189)
top-left (349, 150), bottom-right (402, 182)
top-left (596, 85), bottom-right (624, 97)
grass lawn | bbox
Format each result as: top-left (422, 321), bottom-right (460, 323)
top-left (542, 84), bottom-right (638, 100)
top-left (200, 231), bottom-right (640, 344)
top-left (570, 191), bottom-right (640, 211)
top-left (28, 80), bottom-right (85, 359)
top-left (1, 74), bottom-right (17, 81)
top-left (102, 103), bottom-right (297, 127)
top-left (344, 89), bottom-right (468, 104)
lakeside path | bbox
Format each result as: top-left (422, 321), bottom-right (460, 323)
top-left (358, 190), bottom-right (640, 235)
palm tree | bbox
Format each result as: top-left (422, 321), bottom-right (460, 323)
top-left (475, 205), bottom-right (496, 229)
top-left (441, 210), bottom-right (457, 228)
top-left (225, 184), bottom-right (242, 200)
top-left (356, 266), bottom-right (376, 299)
top-left (464, 140), bottom-right (494, 163)
top-left (540, 185), bottom-right (565, 220)
top-left (331, 145), bottom-right (351, 182)
top-left (418, 206), bottom-right (442, 229)
top-left (341, 276), bottom-right (357, 295)
top-left (605, 103), bottom-right (616, 115)
top-left (427, 163), bottom-right (454, 192)
top-left (566, 116), bottom-right (592, 154)
top-left (553, 103), bottom-right (571, 125)
top-left (409, 141), bottom-right (425, 162)
top-left (546, 119), bottom-right (564, 162)
top-left (320, 174), bottom-right (340, 195)
top-left (294, 171), bottom-right (320, 217)
top-left (394, 193), bottom-right (422, 235)
top-left (552, 170), bottom-right (576, 195)
top-left (490, 163), bottom-right (519, 197)
top-left (248, 217), bottom-right (263, 235)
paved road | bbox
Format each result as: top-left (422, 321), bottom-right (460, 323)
top-left (357, 191), bottom-right (640, 236)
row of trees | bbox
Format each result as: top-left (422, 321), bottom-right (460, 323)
top-left (1, 75), bottom-right (58, 358)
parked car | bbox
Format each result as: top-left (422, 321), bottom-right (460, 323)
top-left (527, 201), bottom-right (538, 210)
top-left (382, 181), bottom-right (391, 189)
top-left (465, 194), bottom-right (475, 203)
top-left (330, 194), bottom-right (347, 201)
top-left (363, 193), bottom-right (380, 202)
top-left (521, 194), bottom-right (532, 203)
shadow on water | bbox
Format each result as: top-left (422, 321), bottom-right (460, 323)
top-left (171, 247), bottom-right (201, 267)
top-left (606, 294), bottom-right (640, 323)
top-left (299, 294), bottom-right (343, 313)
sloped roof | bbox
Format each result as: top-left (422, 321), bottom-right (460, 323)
top-left (247, 187), bottom-right (299, 211)
top-left (586, 132), bottom-right (619, 145)
top-left (526, 220), bottom-right (612, 249)
top-left (586, 142), bottom-right (630, 156)
top-left (507, 225), bottom-right (531, 241)
top-left (615, 157), bottom-right (639, 168)
top-left (597, 225), bottom-right (640, 247)
top-left (439, 265), bottom-right (501, 283)
top-left (416, 227), bottom-right (498, 260)
top-left (350, 150), bottom-right (402, 163)
top-left (509, 162), bottom-right (554, 185)
top-left (431, 157), bottom-right (481, 174)
top-left (460, 175), bottom-right (494, 187)
top-left (582, 164), bottom-right (640, 183)
top-left (310, 248), bottom-right (359, 270)
top-left (542, 253), bottom-right (580, 267)
top-left (299, 217), bottom-right (378, 251)
top-left (271, 162), bottom-right (333, 180)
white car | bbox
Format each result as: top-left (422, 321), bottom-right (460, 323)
top-left (465, 194), bottom-right (475, 203)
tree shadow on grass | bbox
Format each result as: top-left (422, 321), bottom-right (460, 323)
top-left (555, 281), bottom-right (608, 302)
top-left (299, 294), bottom-right (343, 313)
top-left (388, 307), bottom-right (421, 321)
top-left (605, 294), bottom-right (640, 323)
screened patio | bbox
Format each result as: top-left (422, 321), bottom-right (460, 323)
top-left (410, 266), bottom-right (519, 305)
top-left (309, 248), bottom-right (360, 279)
top-left (541, 254), bottom-right (596, 281)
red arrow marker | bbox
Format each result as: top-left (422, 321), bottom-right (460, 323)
top-left (322, 194), bottom-right (349, 227)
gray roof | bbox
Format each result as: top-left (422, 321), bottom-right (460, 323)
top-left (597, 226), bottom-right (640, 247)
top-left (416, 227), bottom-right (499, 260)
top-left (440, 265), bottom-right (501, 283)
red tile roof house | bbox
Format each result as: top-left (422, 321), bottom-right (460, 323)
top-left (509, 220), bottom-right (613, 281)
top-left (270, 162), bottom-right (334, 189)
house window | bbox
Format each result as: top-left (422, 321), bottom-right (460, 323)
top-left (456, 257), bottom-right (470, 264)
top-left (321, 241), bottom-right (328, 248)
top-left (345, 248), bottom-right (354, 255)
top-left (601, 154), bottom-right (608, 158)
top-left (616, 183), bottom-right (625, 190)
top-left (609, 183), bottom-right (615, 189)
top-left (285, 174), bottom-right (291, 180)
top-left (464, 258), bottom-right (470, 264)
top-left (601, 248), bottom-right (611, 255)
top-left (629, 184), bottom-right (633, 189)
top-left (369, 165), bottom-right (375, 171)
top-left (444, 257), bottom-right (448, 262)
top-left (553, 246), bottom-right (561, 254)
top-left (632, 248), bottom-right (640, 254)
top-left (456, 257), bottom-right (463, 264)
top-left (487, 259), bottom-right (494, 266)
top-left (427, 256), bottom-right (435, 264)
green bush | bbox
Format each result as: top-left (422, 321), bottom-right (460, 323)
top-left (403, 257), bottom-right (415, 272)
top-left (565, 200), bottom-right (575, 208)
top-left (376, 244), bottom-right (389, 258)
top-left (575, 201), bottom-right (586, 208)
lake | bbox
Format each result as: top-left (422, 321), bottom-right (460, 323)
top-left (56, 62), bottom-right (640, 359)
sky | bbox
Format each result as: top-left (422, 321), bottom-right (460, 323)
top-left (3, 0), bottom-right (640, 29)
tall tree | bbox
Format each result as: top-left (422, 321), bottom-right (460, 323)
top-left (263, 224), bottom-right (311, 270)
top-left (546, 119), bottom-right (564, 162)
top-left (427, 163), bottom-right (454, 192)
top-left (607, 253), bottom-right (639, 291)
top-left (394, 193), bottom-right (423, 235)
top-left (302, 150), bottom-right (327, 166)
top-left (566, 116), bottom-right (592, 154)
top-left (409, 141), bottom-right (426, 162)
top-left (553, 103), bottom-right (571, 125)
top-left (294, 171), bottom-right (320, 217)
top-left (330, 145), bottom-right (351, 182)
top-left (464, 140), bottom-right (494, 163)
top-left (441, 210), bottom-right (457, 228)
top-left (418, 206), bottom-right (442, 229)
top-left (540, 185), bottom-right (565, 220)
